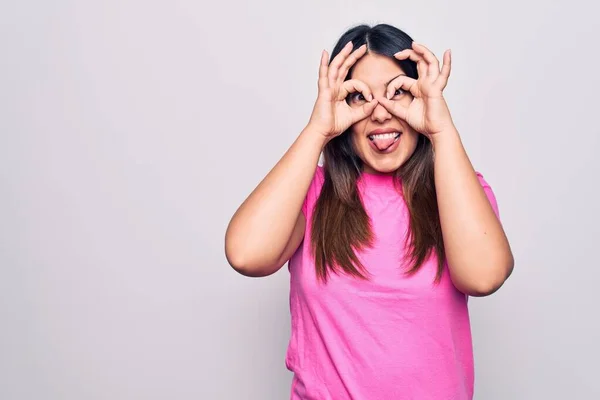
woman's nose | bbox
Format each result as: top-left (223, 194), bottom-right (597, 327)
top-left (371, 101), bottom-right (392, 123)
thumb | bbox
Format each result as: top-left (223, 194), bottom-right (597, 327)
top-left (378, 97), bottom-right (408, 121)
top-left (351, 98), bottom-right (379, 124)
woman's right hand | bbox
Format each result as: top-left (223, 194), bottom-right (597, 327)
top-left (307, 41), bottom-right (379, 141)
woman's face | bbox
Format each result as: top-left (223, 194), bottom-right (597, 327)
top-left (347, 52), bottom-right (420, 175)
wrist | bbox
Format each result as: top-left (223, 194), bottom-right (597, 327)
top-left (429, 125), bottom-right (461, 151)
top-left (301, 124), bottom-right (331, 149)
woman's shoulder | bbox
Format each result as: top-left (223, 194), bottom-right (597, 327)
top-left (475, 171), bottom-right (492, 188)
top-left (302, 164), bottom-right (326, 216)
top-left (474, 170), bottom-right (500, 217)
top-left (311, 164), bottom-right (326, 188)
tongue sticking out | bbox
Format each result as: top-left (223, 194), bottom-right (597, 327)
top-left (372, 136), bottom-right (397, 151)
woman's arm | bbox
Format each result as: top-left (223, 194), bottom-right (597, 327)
top-left (432, 128), bottom-right (514, 296)
top-left (225, 127), bottom-right (326, 277)
top-left (225, 43), bottom-right (378, 277)
top-left (388, 43), bottom-right (514, 296)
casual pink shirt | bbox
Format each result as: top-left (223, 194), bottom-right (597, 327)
top-left (286, 166), bottom-right (500, 400)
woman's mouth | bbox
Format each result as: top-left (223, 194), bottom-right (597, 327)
top-left (368, 132), bottom-right (401, 153)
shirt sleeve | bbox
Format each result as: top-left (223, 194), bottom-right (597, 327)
top-left (475, 171), bottom-right (500, 219)
top-left (301, 165), bottom-right (326, 218)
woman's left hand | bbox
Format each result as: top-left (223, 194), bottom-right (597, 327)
top-left (378, 42), bottom-right (455, 138)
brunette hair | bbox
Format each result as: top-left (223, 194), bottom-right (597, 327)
top-left (311, 23), bottom-right (445, 283)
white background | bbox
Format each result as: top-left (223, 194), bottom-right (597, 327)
top-left (1, 0), bottom-right (599, 398)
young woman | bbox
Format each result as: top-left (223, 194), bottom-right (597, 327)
top-left (225, 23), bottom-right (514, 400)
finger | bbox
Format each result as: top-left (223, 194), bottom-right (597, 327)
top-left (394, 49), bottom-right (427, 79)
top-left (328, 41), bottom-right (354, 86)
top-left (351, 98), bottom-right (379, 124)
top-left (437, 49), bottom-right (451, 89)
top-left (318, 50), bottom-right (330, 91)
top-left (385, 75), bottom-right (419, 99)
top-left (339, 79), bottom-right (373, 102)
top-left (337, 44), bottom-right (367, 85)
top-left (377, 96), bottom-right (408, 120)
top-left (412, 42), bottom-right (440, 79)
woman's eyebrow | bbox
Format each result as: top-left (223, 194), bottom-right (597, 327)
top-left (386, 73), bottom-right (407, 86)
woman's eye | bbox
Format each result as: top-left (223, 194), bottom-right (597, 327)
top-left (393, 88), bottom-right (405, 96)
top-left (349, 92), bottom-right (366, 103)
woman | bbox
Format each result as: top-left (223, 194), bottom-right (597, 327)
top-left (225, 23), bottom-right (514, 400)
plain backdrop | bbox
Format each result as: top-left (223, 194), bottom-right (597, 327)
top-left (1, 0), bottom-right (599, 399)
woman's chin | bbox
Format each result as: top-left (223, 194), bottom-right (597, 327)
top-left (363, 157), bottom-right (404, 175)
top-left (361, 148), bottom-right (404, 174)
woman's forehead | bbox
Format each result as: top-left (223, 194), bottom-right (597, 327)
top-left (350, 53), bottom-right (405, 86)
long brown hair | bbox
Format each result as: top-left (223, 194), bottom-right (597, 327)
top-left (310, 24), bottom-right (445, 283)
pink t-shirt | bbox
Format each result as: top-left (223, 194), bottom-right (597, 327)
top-left (286, 166), bottom-right (500, 400)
